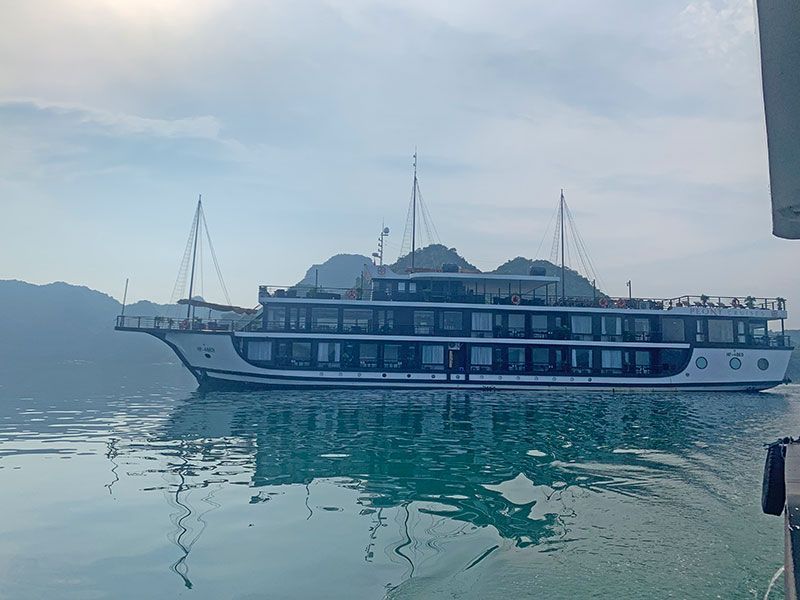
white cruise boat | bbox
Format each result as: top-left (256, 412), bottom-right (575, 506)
top-left (116, 192), bottom-right (793, 392)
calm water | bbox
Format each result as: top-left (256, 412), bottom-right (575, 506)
top-left (0, 364), bottom-right (797, 599)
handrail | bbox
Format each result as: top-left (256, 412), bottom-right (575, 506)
top-left (258, 285), bottom-right (787, 313)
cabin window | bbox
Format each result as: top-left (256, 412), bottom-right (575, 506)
top-left (660, 349), bottom-right (686, 373)
top-left (508, 314), bottom-right (526, 337)
top-left (470, 346), bottom-right (493, 371)
top-left (531, 315), bottom-right (548, 337)
top-left (736, 321), bottom-right (747, 344)
top-left (662, 317), bottom-right (685, 342)
top-left (571, 348), bottom-right (592, 373)
top-left (635, 350), bottom-right (652, 374)
top-left (571, 315), bottom-right (593, 339)
top-left (383, 344), bottom-right (402, 369)
top-left (359, 343), bottom-right (378, 368)
top-left (414, 310), bottom-right (435, 335)
top-left (291, 342), bottom-right (312, 367)
top-left (422, 344), bottom-right (445, 370)
top-left (288, 307), bottom-right (306, 331)
top-left (342, 309), bottom-right (372, 333)
top-left (408, 282), bottom-right (417, 293)
top-left (708, 319), bottom-right (734, 343)
top-left (601, 349), bottom-right (623, 372)
top-left (247, 341), bottom-right (272, 361)
top-left (601, 316), bottom-right (621, 340)
top-left (695, 320), bottom-right (706, 343)
top-left (441, 311), bottom-right (463, 331)
top-left (508, 347), bottom-right (526, 371)
top-left (632, 318), bottom-right (650, 340)
top-left (471, 312), bottom-right (493, 337)
top-left (554, 349), bottom-right (569, 372)
top-left (376, 310), bottom-right (394, 333)
top-left (532, 347), bottom-right (549, 371)
top-left (749, 320), bottom-right (768, 344)
top-left (266, 306), bottom-right (286, 330)
top-left (317, 342), bottom-right (341, 367)
top-left (311, 308), bottom-right (338, 332)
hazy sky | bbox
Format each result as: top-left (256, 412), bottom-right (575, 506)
top-left (1, 0), bottom-right (797, 325)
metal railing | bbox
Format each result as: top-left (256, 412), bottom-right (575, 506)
top-left (259, 285), bottom-right (786, 313)
top-left (115, 315), bottom-right (261, 332)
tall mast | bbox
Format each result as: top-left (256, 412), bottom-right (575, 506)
top-left (411, 151), bottom-right (417, 272)
top-left (560, 189), bottom-right (566, 301)
top-left (186, 195), bottom-right (202, 318)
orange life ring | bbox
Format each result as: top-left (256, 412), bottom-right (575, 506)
top-left (731, 298), bottom-right (741, 308)
top-left (598, 297), bottom-right (609, 308)
top-left (377, 266), bottom-right (387, 276)
top-left (615, 298), bottom-right (627, 308)
top-left (511, 294), bottom-right (521, 305)
top-left (345, 289), bottom-right (357, 300)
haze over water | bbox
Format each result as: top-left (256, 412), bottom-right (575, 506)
top-left (0, 364), bottom-right (796, 599)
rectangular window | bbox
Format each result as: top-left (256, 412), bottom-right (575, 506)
top-left (707, 319), bottom-right (734, 343)
top-left (317, 342), bottom-right (341, 366)
top-left (633, 318), bottom-right (650, 340)
top-left (736, 321), bottom-right (746, 344)
top-left (288, 307), bottom-right (306, 331)
top-left (383, 344), bottom-right (402, 369)
top-left (532, 347), bottom-right (549, 370)
top-left (571, 348), bottom-right (592, 373)
top-left (749, 320), bottom-right (767, 344)
top-left (601, 349), bottom-right (623, 371)
top-left (470, 346), bottom-right (493, 371)
top-left (531, 315), bottom-right (548, 337)
top-left (662, 317), bottom-right (685, 342)
top-left (695, 320), bottom-right (706, 342)
top-left (266, 306), bottom-right (286, 330)
top-left (441, 311), bottom-right (463, 331)
top-left (414, 310), bottom-right (435, 335)
top-left (601, 316), bottom-right (621, 340)
top-left (376, 310), bottom-right (394, 333)
top-left (311, 308), bottom-right (338, 332)
top-left (471, 312), bottom-right (493, 337)
top-left (635, 350), bottom-right (652, 374)
top-left (508, 347), bottom-right (526, 371)
top-left (291, 342), bottom-right (312, 366)
top-left (247, 341), bottom-right (272, 361)
top-left (359, 343), bottom-right (378, 368)
top-left (422, 344), bottom-right (444, 370)
top-left (571, 315), bottom-right (593, 338)
top-left (342, 309), bottom-right (372, 333)
top-left (508, 314), bottom-right (525, 337)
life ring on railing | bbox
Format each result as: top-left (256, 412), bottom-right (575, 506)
top-left (179, 319), bottom-right (190, 330)
top-left (345, 289), bottom-right (358, 300)
top-left (731, 298), bottom-right (741, 308)
top-left (598, 297), bottom-right (609, 308)
top-left (615, 298), bottom-right (627, 309)
top-left (377, 266), bottom-right (387, 276)
top-left (511, 294), bottom-right (521, 305)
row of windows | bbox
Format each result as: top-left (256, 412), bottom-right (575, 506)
top-left (263, 305), bottom-right (772, 346)
top-left (243, 339), bottom-right (683, 375)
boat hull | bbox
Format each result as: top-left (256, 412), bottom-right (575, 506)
top-left (152, 330), bottom-right (792, 393)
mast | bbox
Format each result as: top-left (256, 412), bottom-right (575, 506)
top-left (560, 189), bottom-right (566, 301)
top-left (411, 151), bottom-right (417, 272)
top-left (186, 195), bottom-right (202, 319)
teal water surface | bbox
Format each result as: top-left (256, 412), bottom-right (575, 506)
top-left (0, 364), bottom-right (797, 599)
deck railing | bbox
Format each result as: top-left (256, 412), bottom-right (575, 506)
top-left (115, 315), bottom-right (261, 332)
top-left (258, 285), bottom-right (787, 313)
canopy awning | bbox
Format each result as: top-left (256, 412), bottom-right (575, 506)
top-left (178, 298), bottom-right (259, 315)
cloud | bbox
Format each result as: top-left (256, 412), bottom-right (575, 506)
top-left (0, 97), bottom-right (222, 140)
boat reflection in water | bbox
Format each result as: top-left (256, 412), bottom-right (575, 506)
top-left (139, 389), bottom-right (789, 597)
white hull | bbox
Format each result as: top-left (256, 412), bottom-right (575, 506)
top-left (157, 331), bottom-right (791, 393)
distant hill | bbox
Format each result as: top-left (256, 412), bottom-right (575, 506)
top-left (390, 244), bottom-right (478, 273)
top-left (295, 254), bottom-right (372, 289)
top-left (493, 257), bottom-right (604, 297)
top-left (0, 280), bottom-right (247, 373)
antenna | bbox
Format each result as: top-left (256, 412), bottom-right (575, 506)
top-left (560, 189), bottom-right (566, 301)
top-left (121, 278), bottom-right (129, 317)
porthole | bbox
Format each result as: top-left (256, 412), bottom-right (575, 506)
top-left (695, 357), bottom-right (708, 370)
top-left (382, 373), bottom-right (387, 378)
top-left (204, 353), bottom-right (212, 359)
top-left (758, 358), bottom-right (769, 371)
top-left (729, 357), bottom-right (742, 370)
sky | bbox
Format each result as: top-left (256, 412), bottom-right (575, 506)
top-left (1, 0), bottom-right (797, 325)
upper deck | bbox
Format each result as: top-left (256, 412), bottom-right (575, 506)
top-left (258, 264), bottom-right (788, 320)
